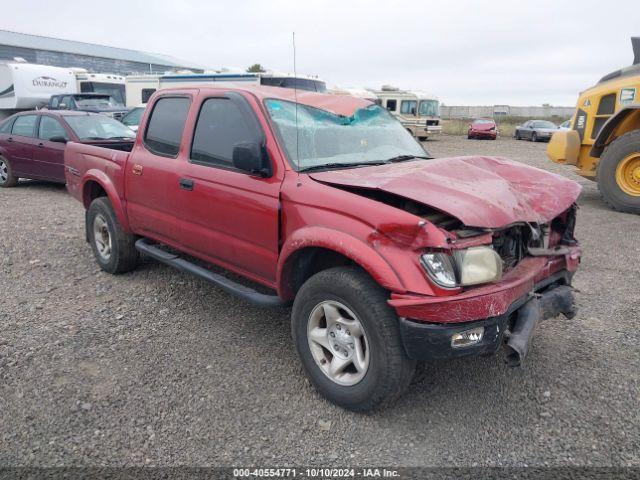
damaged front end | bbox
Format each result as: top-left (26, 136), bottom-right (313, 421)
top-left (387, 203), bottom-right (581, 366)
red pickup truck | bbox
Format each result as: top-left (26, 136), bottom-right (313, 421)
top-left (65, 86), bottom-right (581, 411)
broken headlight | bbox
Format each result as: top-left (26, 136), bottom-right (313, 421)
top-left (421, 246), bottom-right (503, 288)
top-left (420, 252), bottom-right (457, 288)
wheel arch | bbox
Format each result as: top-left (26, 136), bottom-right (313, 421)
top-left (277, 227), bottom-right (405, 301)
top-left (591, 106), bottom-right (640, 157)
top-left (81, 171), bottom-right (131, 232)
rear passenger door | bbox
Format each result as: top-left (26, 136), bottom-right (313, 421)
top-left (6, 114), bottom-right (39, 177)
top-left (176, 92), bottom-right (282, 285)
top-left (34, 115), bottom-right (70, 182)
top-left (125, 95), bottom-right (193, 245)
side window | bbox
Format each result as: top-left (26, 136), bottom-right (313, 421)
top-left (0, 118), bottom-right (14, 134)
top-left (386, 99), bottom-right (397, 112)
top-left (400, 100), bottom-right (417, 114)
top-left (38, 116), bottom-right (68, 140)
top-left (50, 96), bottom-right (60, 109)
top-left (11, 115), bottom-right (37, 137)
top-left (141, 88), bottom-right (156, 103)
top-left (144, 97), bottom-right (191, 157)
top-left (190, 97), bottom-right (256, 169)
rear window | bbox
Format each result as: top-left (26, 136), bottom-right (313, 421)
top-left (11, 115), bottom-right (37, 137)
top-left (474, 119), bottom-right (494, 124)
top-left (144, 97), bottom-right (191, 157)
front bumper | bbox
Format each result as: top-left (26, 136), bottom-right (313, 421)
top-left (470, 129), bottom-right (497, 138)
top-left (398, 271), bottom-right (576, 361)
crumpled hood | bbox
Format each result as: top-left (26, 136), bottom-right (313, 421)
top-left (309, 156), bottom-right (581, 228)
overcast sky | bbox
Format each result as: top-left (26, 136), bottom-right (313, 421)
top-left (4, 0), bottom-right (639, 106)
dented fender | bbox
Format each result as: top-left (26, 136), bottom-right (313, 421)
top-left (277, 226), bottom-right (406, 299)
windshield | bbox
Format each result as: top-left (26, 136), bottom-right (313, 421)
top-left (122, 107), bottom-right (145, 126)
top-left (265, 100), bottom-right (429, 171)
top-left (80, 82), bottom-right (126, 106)
top-left (473, 119), bottom-right (494, 124)
top-left (75, 96), bottom-right (119, 108)
top-left (536, 121), bottom-right (557, 129)
top-left (65, 115), bottom-right (136, 141)
top-left (419, 100), bottom-right (439, 116)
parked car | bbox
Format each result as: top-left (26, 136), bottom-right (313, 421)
top-left (514, 120), bottom-right (558, 142)
top-left (0, 111), bottom-right (135, 187)
top-left (559, 120), bottom-right (571, 130)
top-left (65, 86), bottom-right (581, 411)
top-left (120, 104), bottom-right (146, 132)
top-left (47, 93), bottom-right (129, 121)
top-left (467, 118), bottom-right (497, 140)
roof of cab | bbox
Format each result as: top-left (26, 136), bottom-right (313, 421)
top-left (158, 85), bottom-right (374, 117)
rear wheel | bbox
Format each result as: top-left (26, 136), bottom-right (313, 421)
top-left (87, 197), bottom-right (139, 273)
top-left (597, 130), bottom-right (640, 214)
top-left (0, 156), bottom-right (18, 188)
top-left (292, 267), bottom-right (416, 411)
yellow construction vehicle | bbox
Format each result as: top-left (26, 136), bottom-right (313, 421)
top-left (548, 37), bottom-right (640, 213)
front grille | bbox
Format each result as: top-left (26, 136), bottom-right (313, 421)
top-left (492, 224), bottom-right (542, 271)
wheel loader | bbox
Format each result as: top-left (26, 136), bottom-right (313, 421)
top-left (548, 37), bottom-right (640, 214)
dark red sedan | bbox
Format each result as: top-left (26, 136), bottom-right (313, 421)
top-left (0, 111), bottom-right (135, 187)
top-left (467, 118), bottom-right (498, 140)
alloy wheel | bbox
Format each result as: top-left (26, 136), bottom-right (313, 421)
top-left (307, 300), bottom-right (370, 386)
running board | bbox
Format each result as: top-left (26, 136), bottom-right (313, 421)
top-left (135, 238), bottom-right (285, 307)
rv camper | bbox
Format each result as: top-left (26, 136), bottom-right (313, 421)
top-left (73, 69), bottom-right (126, 106)
top-left (0, 62), bottom-right (76, 120)
top-left (375, 86), bottom-right (442, 140)
top-left (125, 71), bottom-right (327, 107)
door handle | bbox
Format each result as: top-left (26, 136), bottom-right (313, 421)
top-left (37, 142), bottom-right (45, 148)
top-left (179, 178), bottom-right (194, 191)
top-left (7, 137), bottom-right (12, 143)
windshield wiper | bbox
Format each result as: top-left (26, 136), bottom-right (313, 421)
top-left (83, 136), bottom-right (108, 140)
top-left (385, 154), bottom-right (432, 163)
top-left (106, 136), bottom-right (135, 140)
top-left (300, 161), bottom-right (388, 172)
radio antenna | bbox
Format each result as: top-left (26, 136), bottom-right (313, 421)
top-left (293, 32), bottom-right (301, 183)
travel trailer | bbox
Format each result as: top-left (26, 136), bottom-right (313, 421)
top-left (375, 86), bottom-right (442, 140)
top-left (0, 62), bottom-right (76, 119)
top-left (0, 62), bottom-right (127, 120)
top-left (125, 71), bottom-right (327, 107)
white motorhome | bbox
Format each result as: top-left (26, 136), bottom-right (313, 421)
top-left (375, 86), bottom-right (442, 140)
top-left (73, 69), bottom-right (126, 106)
top-left (0, 62), bottom-right (76, 119)
top-left (125, 71), bottom-right (327, 107)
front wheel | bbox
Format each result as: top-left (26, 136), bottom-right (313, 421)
top-left (87, 197), bottom-right (139, 273)
top-left (531, 132), bottom-right (538, 142)
top-left (597, 130), bottom-right (640, 214)
top-left (0, 156), bottom-right (18, 187)
top-left (418, 136), bottom-right (428, 141)
top-left (292, 267), bottom-right (416, 411)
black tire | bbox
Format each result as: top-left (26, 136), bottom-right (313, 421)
top-left (418, 136), bottom-right (428, 141)
top-left (531, 132), bottom-right (538, 142)
top-left (597, 130), bottom-right (640, 214)
top-left (514, 131), bottom-right (520, 140)
top-left (0, 156), bottom-right (18, 188)
top-left (467, 134), bottom-right (473, 139)
top-left (292, 267), bottom-right (416, 411)
top-left (87, 197), bottom-right (139, 274)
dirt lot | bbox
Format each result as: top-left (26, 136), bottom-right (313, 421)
top-left (1, 135), bottom-right (639, 467)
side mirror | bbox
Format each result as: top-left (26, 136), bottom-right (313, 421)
top-left (232, 141), bottom-right (270, 177)
top-left (49, 136), bottom-right (67, 144)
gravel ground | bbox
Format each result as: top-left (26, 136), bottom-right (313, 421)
top-left (0, 135), bottom-right (638, 468)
